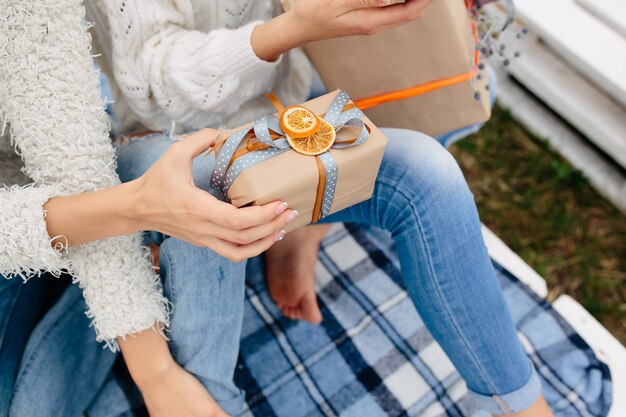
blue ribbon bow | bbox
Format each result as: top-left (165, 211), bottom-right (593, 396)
top-left (210, 91), bottom-right (370, 221)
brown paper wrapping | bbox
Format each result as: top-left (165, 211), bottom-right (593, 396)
top-left (283, 0), bottom-right (491, 136)
top-left (219, 90), bottom-right (387, 232)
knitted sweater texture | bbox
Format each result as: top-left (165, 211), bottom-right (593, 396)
top-left (85, 0), bottom-right (313, 133)
top-left (0, 0), bottom-right (169, 349)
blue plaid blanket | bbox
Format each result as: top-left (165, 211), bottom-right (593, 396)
top-left (88, 224), bottom-right (612, 417)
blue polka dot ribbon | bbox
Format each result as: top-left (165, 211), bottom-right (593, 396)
top-left (210, 91), bottom-right (370, 222)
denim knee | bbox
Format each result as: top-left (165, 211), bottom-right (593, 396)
top-left (158, 237), bottom-right (247, 415)
top-left (378, 129), bottom-right (474, 214)
top-left (383, 128), bottom-right (467, 184)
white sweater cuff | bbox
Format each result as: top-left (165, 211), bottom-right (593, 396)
top-left (0, 184), bottom-right (70, 279)
top-left (222, 21), bottom-right (283, 91)
top-left (67, 234), bottom-right (171, 350)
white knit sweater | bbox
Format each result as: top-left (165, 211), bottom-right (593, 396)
top-left (85, 0), bottom-right (313, 133)
top-left (0, 0), bottom-right (169, 349)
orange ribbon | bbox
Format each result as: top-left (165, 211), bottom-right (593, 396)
top-left (353, 68), bottom-right (477, 110)
top-left (266, 94), bottom-right (329, 223)
top-left (312, 157), bottom-right (327, 223)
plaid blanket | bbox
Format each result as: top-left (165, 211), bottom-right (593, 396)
top-left (87, 224), bottom-right (612, 417)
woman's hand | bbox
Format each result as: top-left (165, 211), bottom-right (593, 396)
top-left (44, 129), bottom-right (295, 261)
top-left (119, 329), bottom-right (231, 417)
top-left (131, 128), bottom-right (296, 263)
top-left (252, 0), bottom-right (434, 61)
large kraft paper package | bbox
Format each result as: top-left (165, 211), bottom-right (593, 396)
top-left (213, 90), bottom-right (387, 232)
top-left (282, 0), bottom-right (491, 136)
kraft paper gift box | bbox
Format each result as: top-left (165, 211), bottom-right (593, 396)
top-left (208, 90), bottom-right (387, 232)
top-left (282, 0), bottom-right (491, 137)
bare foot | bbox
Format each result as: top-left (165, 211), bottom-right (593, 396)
top-left (265, 225), bottom-right (330, 324)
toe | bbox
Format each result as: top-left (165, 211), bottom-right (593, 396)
top-left (301, 292), bottom-right (323, 324)
top-left (283, 306), bottom-right (296, 320)
top-left (292, 308), bottom-right (303, 321)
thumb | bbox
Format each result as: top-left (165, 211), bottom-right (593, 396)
top-left (179, 128), bottom-right (222, 158)
top-left (342, 0), bottom-right (395, 11)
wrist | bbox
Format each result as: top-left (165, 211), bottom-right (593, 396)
top-left (252, 12), bottom-right (307, 61)
top-left (44, 180), bottom-right (149, 248)
top-left (131, 355), bottom-right (175, 389)
top-left (277, 10), bottom-right (313, 45)
top-left (118, 326), bottom-right (174, 387)
top-left (118, 178), bottom-right (151, 233)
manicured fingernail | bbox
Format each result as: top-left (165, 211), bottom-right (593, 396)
top-left (275, 230), bottom-right (286, 241)
top-left (275, 202), bottom-right (288, 215)
top-left (285, 210), bottom-right (299, 224)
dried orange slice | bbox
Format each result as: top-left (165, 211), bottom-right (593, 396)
top-left (287, 119), bottom-right (336, 156)
top-left (280, 106), bottom-right (321, 139)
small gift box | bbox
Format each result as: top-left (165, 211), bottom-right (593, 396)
top-left (209, 90), bottom-right (388, 231)
top-left (282, 0), bottom-right (491, 136)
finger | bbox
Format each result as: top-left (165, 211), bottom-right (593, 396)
top-left (292, 308), bottom-right (304, 321)
top-left (347, 0), bottom-right (431, 29)
top-left (338, 0), bottom-right (395, 14)
top-left (283, 307), bottom-right (296, 320)
top-left (189, 186), bottom-right (287, 230)
top-left (207, 229), bottom-right (285, 263)
top-left (207, 198), bottom-right (291, 230)
top-left (179, 128), bottom-right (222, 158)
top-left (207, 208), bottom-right (296, 245)
top-left (371, 0), bottom-right (431, 26)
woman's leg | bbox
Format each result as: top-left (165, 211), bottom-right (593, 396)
top-left (266, 67), bottom-right (499, 321)
top-left (0, 276), bottom-right (49, 412)
top-left (158, 237), bottom-right (247, 415)
top-left (115, 132), bottom-right (248, 416)
top-left (0, 274), bottom-right (116, 417)
top-left (312, 128), bottom-right (546, 415)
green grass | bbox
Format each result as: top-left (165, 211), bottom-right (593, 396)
top-left (450, 106), bottom-right (626, 344)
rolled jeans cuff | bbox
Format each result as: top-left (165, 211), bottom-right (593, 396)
top-left (468, 364), bottom-right (542, 415)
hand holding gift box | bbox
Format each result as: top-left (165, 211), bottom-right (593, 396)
top-left (283, 0), bottom-right (495, 136)
top-left (208, 90), bottom-right (387, 232)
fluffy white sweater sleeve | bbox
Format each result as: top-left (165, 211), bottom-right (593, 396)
top-left (1, 0), bottom-right (169, 349)
top-left (93, 0), bottom-right (283, 131)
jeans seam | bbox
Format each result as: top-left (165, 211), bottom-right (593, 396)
top-left (494, 395), bottom-right (514, 414)
top-left (158, 239), bottom-right (180, 360)
top-left (160, 239), bottom-right (178, 304)
top-left (381, 174), bottom-right (507, 412)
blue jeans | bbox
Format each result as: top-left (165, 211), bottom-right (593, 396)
top-left (0, 276), bottom-right (116, 417)
top-left (0, 129), bottom-right (539, 416)
top-left (161, 239), bottom-right (248, 412)
top-left (109, 124), bottom-right (541, 415)
top-left (79, 234), bottom-right (249, 417)
top-left (1, 70), bottom-right (535, 416)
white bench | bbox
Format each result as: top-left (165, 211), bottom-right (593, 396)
top-left (576, 0), bottom-right (626, 39)
top-left (486, 0), bottom-right (626, 176)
